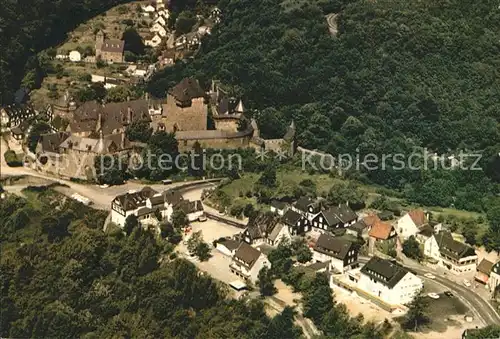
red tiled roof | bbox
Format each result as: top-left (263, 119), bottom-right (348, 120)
top-left (408, 209), bottom-right (426, 227)
top-left (369, 221), bottom-right (394, 240)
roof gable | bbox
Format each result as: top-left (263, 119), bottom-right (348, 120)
top-left (368, 221), bottom-right (394, 240)
top-left (360, 256), bottom-right (410, 288)
top-left (313, 233), bottom-right (354, 260)
top-left (234, 242), bottom-right (262, 269)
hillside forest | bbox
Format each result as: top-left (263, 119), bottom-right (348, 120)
top-left (147, 0), bottom-right (500, 216)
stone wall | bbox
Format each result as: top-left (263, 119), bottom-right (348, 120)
top-left (177, 134), bottom-right (253, 152)
top-left (214, 118), bottom-right (239, 132)
top-left (163, 96), bottom-right (207, 132)
top-left (98, 51), bottom-right (123, 63)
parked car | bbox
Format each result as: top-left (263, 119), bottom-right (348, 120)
top-left (424, 273), bottom-right (436, 279)
top-left (463, 279), bottom-right (471, 287)
top-left (427, 293), bottom-right (440, 299)
top-left (444, 291), bottom-right (454, 297)
top-left (99, 184), bottom-right (110, 188)
top-left (162, 179), bottom-right (173, 185)
top-left (198, 215), bottom-right (207, 222)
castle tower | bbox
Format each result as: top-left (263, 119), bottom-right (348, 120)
top-left (235, 99), bottom-right (244, 114)
top-left (94, 129), bottom-right (106, 154)
top-left (250, 118), bottom-right (260, 138)
top-left (95, 30), bottom-right (105, 58)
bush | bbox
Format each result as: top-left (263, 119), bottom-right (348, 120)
top-left (4, 150), bottom-right (22, 167)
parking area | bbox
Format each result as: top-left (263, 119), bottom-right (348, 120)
top-left (188, 219), bottom-right (243, 244)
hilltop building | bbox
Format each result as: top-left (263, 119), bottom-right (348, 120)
top-left (95, 30), bottom-right (124, 63)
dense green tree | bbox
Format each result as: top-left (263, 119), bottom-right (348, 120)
top-left (124, 214), bottom-right (139, 235)
top-left (175, 11), bottom-right (196, 35)
top-left (258, 266), bottom-right (276, 296)
top-left (171, 208), bottom-right (189, 229)
top-left (28, 121), bottom-right (52, 153)
top-left (296, 245), bottom-right (312, 264)
top-left (303, 273), bottom-right (333, 324)
top-left (125, 120), bottom-right (153, 143)
top-left (264, 306), bottom-right (302, 339)
top-left (257, 164), bottom-right (277, 188)
top-left (122, 28), bottom-right (145, 56)
top-left (465, 325), bottom-right (500, 339)
top-left (402, 236), bottom-right (423, 262)
top-left (403, 292), bottom-right (429, 331)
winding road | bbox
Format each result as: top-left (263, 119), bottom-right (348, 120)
top-left (325, 13), bottom-right (338, 36)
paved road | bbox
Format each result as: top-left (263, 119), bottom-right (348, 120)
top-left (359, 256), bottom-right (500, 325)
top-left (1, 164), bottom-right (219, 210)
top-left (325, 13), bottom-right (338, 36)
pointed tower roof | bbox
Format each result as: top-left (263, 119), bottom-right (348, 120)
top-left (94, 129), bottom-right (106, 154)
top-left (235, 99), bottom-right (244, 113)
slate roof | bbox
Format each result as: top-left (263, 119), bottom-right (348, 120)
top-left (368, 221), bottom-right (394, 240)
top-left (320, 208), bottom-right (342, 226)
top-left (360, 256), bottom-right (410, 289)
top-left (294, 196), bottom-right (314, 212)
top-left (245, 212), bottom-right (280, 240)
top-left (233, 242), bottom-right (262, 269)
top-left (434, 232), bottom-right (476, 260)
top-left (38, 132), bottom-right (71, 153)
top-left (313, 233), bottom-right (355, 260)
top-left (348, 220), bottom-right (368, 233)
top-left (163, 189), bottom-right (183, 206)
top-left (218, 238), bottom-right (240, 251)
top-left (281, 209), bottom-right (302, 226)
top-left (178, 200), bottom-right (203, 214)
top-left (137, 206), bottom-right (153, 216)
top-left (418, 224), bottom-right (434, 238)
top-left (148, 193), bottom-right (165, 206)
top-left (101, 39), bottom-right (124, 53)
top-left (267, 223), bottom-right (284, 242)
top-left (168, 77), bottom-right (205, 103)
top-left (477, 259), bottom-right (494, 275)
top-left (271, 199), bottom-right (287, 210)
top-left (113, 187), bottom-right (158, 211)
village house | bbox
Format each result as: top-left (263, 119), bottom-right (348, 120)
top-left (346, 220), bottom-right (369, 239)
top-left (145, 33), bottom-right (162, 48)
top-left (312, 233), bottom-right (359, 273)
top-left (229, 242), bottom-right (270, 283)
top-left (110, 188), bottom-right (200, 228)
top-left (488, 261), bottom-right (500, 297)
top-left (291, 196), bottom-right (321, 221)
top-left (475, 258), bottom-right (495, 285)
top-left (368, 220), bottom-right (398, 254)
top-left (311, 204), bottom-right (358, 232)
top-left (424, 231), bottom-right (478, 274)
top-left (69, 50), bottom-right (81, 62)
top-left (151, 23), bottom-right (168, 37)
top-left (154, 14), bottom-right (167, 27)
top-left (1, 105), bottom-right (37, 133)
top-left (396, 209), bottom-right (429, 239)
top-left (208, 80), bottom-right (246, 132)
top-left (158, 50), bottom-right (176, 67)
top-left (358, 256), bottom-right (423, 306)
top-left (242, 213), bottom-right (289, 246)
top-left (215, 238), bottom-right (240, 257)
top-left (270, 200), bottom-right (288, 216)
top-left (95, 30), bottom-right (124, 63)
top-left (281, 209), bottom-right (310, 235)
top-left (142, 4), bottom-right (156, 13)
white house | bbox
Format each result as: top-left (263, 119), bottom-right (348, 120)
top-left (157, 8), bottom-right (169, 18)
top-left (69, 50), bottom-right (81, 62)
top-left (216, 238), bottom-right (240, 257)
top-left (142, 4), bottom-right (156, 13)
top-left (0, 105), bottom-right (37, 133)
top-left (154, 15), bottom-right (167, 27)
top-left (242, 213), bottom-right (289, 246)
top-left (230, 242), bottom-right (270, 283)
top-left (312, 233), bottom-right (358, 273)
top-left (424, 232), bottom-right (477, 274)
top-left (145, 33), bottom-right (162, 48)
top-left (396, 209), bottom-right (428, 239)
top-left (111, 187), bottom-right (158, 226)
top-left (151, 23), bottom-right (167, 37)
top-left (488, 262), bottom-right (500, 296)
top-left (358, 256), bottom-right (423, 306)
top-left (291, 196), bottom-right (320, 222)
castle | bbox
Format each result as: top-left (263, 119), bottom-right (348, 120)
top-left (35, 78), bottom-right (296, 180)
top-left (95, 30), bottom-right (124, 63)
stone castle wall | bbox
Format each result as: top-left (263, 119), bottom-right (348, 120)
top-left (213, 118), bottom-right (239, 132)
top-left (177, 134), bottom-right (253, 152)
top-left (163, 96), bottom-right (207, 132)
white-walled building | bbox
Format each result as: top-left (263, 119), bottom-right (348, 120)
top-left (291, 196), bottom-right (320, 221)
top-left (270, 200), bottom-right (287, 216)
top-left (142, 4), bottom-right (156, 13)
top-left (151, 23), bottom-right (167, 37)
top-left (396, 209), bottom-right (428, 239)
top-left (216, 238), bottom-right (240, 257)
top-left (230, 242), bottom-right (270, 283)
top-left (312, 234), bottom-right (358, 273)
top-left (145, 33), bottom-right (162, 48)
top-left (69, 50), bottom-right (82, 62)
top-left (424, 232), bottom-right (477, 274)
top-left (358, 256), bottom-right (423, 306)
top-left (111, 187), bottom-right (200, 228)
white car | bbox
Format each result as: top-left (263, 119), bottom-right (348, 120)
top-left (427, 293), bottom-right (440, 299)
top-left (99, 184), bottom-right (110, 188)
top-left (424, 273), bottom-right (436, 279)
top-left (463, 279), bottom-right (471, 287)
